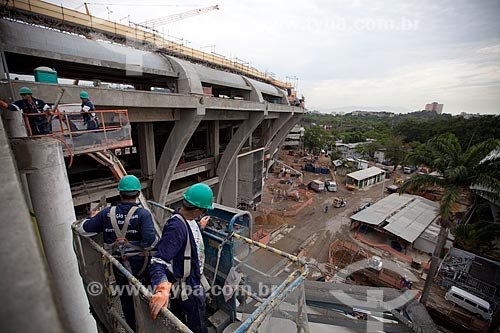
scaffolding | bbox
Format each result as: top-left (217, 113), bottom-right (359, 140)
top-left (0, 0), bottom-right (291, 90)
top-left (440, 248), bottom-right (499, 312)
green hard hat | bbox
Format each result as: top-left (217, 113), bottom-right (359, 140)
top-left (19, 87), bottom-right (32, 95)
top-left (80, 91), bottom-right (89, 99)
top-left (184, 183), bottom-right (214, 210)
top-left (118, 175), bottom-right (141, 192)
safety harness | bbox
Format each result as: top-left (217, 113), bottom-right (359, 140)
top-left (109, 206), bottom-right (154, 276)
top-left (170, 213), bottom-right (210, 301)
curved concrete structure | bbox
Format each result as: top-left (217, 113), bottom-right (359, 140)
top-left (0, 18), bottom-right (303, 211)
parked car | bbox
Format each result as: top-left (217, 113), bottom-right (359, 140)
top-left (381, 160), bottom-right (393, 166)
top-left (403, 165), bottom-right (417, 174)
top-left (325, 180), bottom-right (338, 192)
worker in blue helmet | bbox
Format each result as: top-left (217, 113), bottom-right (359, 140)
top-left (78, 175), bottom-right (158, 331)
top-left (0, 87), bottom-right (51, 135)
top-left (149, 183), bottom-right (213, 333)
top-left (80, 91), bottom-right (99, 130)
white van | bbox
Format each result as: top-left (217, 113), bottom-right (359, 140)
top-left (445, 286), bottom-right (492, 320)
top-left (309, 180), bottom-right (325, 192)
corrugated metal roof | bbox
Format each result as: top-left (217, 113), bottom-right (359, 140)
top-left (350, 194), bottom-right (440, 243)
top-left (384, 197), bottom-right (439, 243)
top-left (350, 194), bottom-right (414, 225)
top-left (347, 166), bottom-right (385, 181)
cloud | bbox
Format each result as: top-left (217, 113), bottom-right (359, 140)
top-left (45, 0), bottom-right (500, 114)
top-left (304, 44), bottom-right (500, 114)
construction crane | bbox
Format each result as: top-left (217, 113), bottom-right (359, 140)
top-left (134, 5), bottom-right (219, 29)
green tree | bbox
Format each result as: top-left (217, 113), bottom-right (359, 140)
top-left (452, 221), bottom-right (500, 255)
top-left (401, 133), bottom-right (500, 304)
top-left (303, 126), bottom-right (329, 154)
top-left (384, 135), bottom-right (406, 170)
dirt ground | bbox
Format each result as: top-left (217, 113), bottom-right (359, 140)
top-left (249, 151), bottom-right (490, 332)
top-left (252, 150), bottom-right (410, 275)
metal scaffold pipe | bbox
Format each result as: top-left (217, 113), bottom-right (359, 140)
top-left (11, 137), bottom-right (97, 333)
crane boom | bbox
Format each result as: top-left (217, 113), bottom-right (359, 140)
top-left (138, 5), bottom-right (219, 28)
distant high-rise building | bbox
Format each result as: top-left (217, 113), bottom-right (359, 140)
top-left (424, 102), bottom-right (443, 114)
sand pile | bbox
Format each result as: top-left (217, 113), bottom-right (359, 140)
top-left (255, 214), bottom-right (285, 226)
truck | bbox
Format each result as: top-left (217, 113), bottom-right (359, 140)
top-left (325, 180), bottom-right (337, 192)
top-left (309, 180), bottom-right (325, 192)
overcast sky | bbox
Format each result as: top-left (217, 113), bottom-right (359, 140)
top-left (51, 0), bottom-right (500, 115)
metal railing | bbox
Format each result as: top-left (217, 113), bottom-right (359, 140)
top-left (72, 202), bottom-right (310, 333)
top-left (22, 109), bottom-right (132, 156)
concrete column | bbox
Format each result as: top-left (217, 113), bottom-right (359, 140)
top-left (220, 160), bottom-right (238, 207)
top-left (216, 112), bottom-right (265, 204)
top-left (11, 137), bottom-right (96, 333)
top-left (266, 113), bottom-right (293, 149)
top-left (208, 120), bottom-right (220, 178)
top-left (152, 107), bottom-right (204, 206)
top-left (0, 121), bottom-right (66, 332)
top-left (213, 120), bottom-right (220, 159)
top-left (137, 122), bottom-right (156, 179)
top-left (268, 114), bottom-right (302, 159)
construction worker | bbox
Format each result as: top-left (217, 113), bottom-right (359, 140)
top-left (80, 91), bottom-right (99, 130)
top-left (0, 87), bottom-right (51, 135)
top-left (149, 183), bottom-right (213, 333)
top-left (78, 175), bottom-right (158, 331)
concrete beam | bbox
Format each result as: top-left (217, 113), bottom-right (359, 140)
top-left (127, 108), bottom-right (178, 122)
top-left (72, 181), bottom-right (148, 206)
top-left (268, 104), bottom-right (305, 113)
top-left (152, 107), bottom-right (204, 206)
top-left (172, 162), bottom-right (215, 181)
top-left (203, 97), bottom-right (266, 112)
top-left (216, 112), bottom-right (265, 205)
top-left (203, 109), bottom-right (249, 121)
top-left (0, 82), bottom-right (200, 109)
top-left (164, 177), bottom-right (219, 206)
top-left (0, 119), bottom-right (66, 332)
top-left (0, 82), bottom-right (291, 116)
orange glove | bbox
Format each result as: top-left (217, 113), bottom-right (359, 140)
top-left (0, 100), bottom-right (8, 109)
top-left (150, 281), bottom-right (172, 320)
